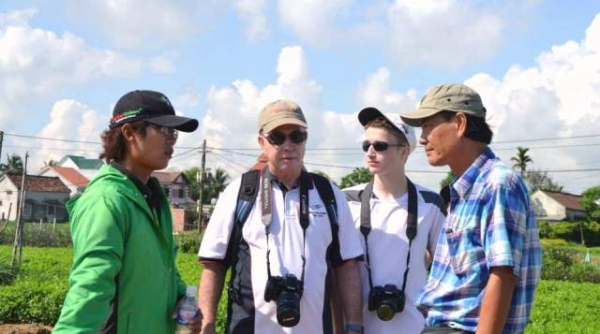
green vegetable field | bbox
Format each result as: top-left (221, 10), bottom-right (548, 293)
top-left (1, 246), bottom-right (599, 333)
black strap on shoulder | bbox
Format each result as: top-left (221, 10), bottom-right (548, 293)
top-left (360, 178), bottom-right (418, 292)
top-left (311, 173), bottom-right (338, 226)
top-left (310, 172), bottom-right (341, 267)
top-left (224, 170), bottom-right (260, 265)
top-left (227, 170), bottom-right (339, 267)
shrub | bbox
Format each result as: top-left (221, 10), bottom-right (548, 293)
top-left (175, 230), bottom-right (204, 254)
top-left (542, 246), bottom-right (600, 282)
top-left (538, 221), bottom-right (600, 246)
top-left (0, 222), bottom-right (71, 247)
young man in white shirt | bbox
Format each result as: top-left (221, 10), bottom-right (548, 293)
top-left (343, 107), bottom-right (446, 334)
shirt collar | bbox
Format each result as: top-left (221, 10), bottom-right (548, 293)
top-left (451, 147), bottom-right (496, 199)
top-left (110, 161), bottom-right (152, 199)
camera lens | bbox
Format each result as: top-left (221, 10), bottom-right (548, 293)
top-left (276, 291), bottom-right (301, 327)
top-left (376, 303), bottom-right (396, 321)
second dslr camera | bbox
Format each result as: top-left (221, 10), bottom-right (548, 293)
top-left (368, 284), bottom-right (405, 321)
top-left (264, 274), bottom-right (304, 327)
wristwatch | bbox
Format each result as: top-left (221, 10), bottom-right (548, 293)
top-left (345, 323), bottom-right (364, 333)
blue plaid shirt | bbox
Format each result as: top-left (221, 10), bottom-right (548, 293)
top-left (415, 148), bottom-right (541, 334)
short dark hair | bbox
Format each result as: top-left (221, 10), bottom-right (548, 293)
top-left (99, 121), bottom-right (148, 163)
top-left (438, 110), bottom-right (493, 144)
top-left (365, 117), bottom-right (408, 146)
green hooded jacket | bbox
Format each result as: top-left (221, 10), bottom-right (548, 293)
top-left (53, 164), bottom-right (186, 333)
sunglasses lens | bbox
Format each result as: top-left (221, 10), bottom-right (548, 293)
top-left (362, 141), bottom-right (389, 152)
top-left (362, 141), bottom-right (370, 152)
top-left (373, 142), bottom-right (388, 151)
top-left (289, 131), bottom-right (307, 144)
top-left (267, 131), bottom-right (307, 145)
top-left (267, 132), bottom-right (286, 145)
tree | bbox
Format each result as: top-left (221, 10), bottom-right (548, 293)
top-left (183, 167), bottom-right (201, 201)
top-left (339, 167), bottom-right (372, 189)
top-left (44, 159), bottom-right (58, 167)
top-left (524, 169), bottom-right (564, 193)
top-left (439, 171), bottom-right (455, 189)
top-left (0, 154), bottom-right (23, 175)
top-left (580, 186), bottom-right (600, 222)
top-left (511, 146), bottom-right (533, 177)
top-left (205, 168), bottom-right (230, 203)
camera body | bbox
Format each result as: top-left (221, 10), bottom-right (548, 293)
top-left (264, 274), bottom-right (304, 327)
top-left (367, 284), bottom-right (405, 321)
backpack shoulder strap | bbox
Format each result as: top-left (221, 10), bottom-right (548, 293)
top-left (310, 173), bottom-right (338, 225)
top-left (224, 169), bottom-right (260, 265)
top-left (310, 173), bottom-right (343, 266)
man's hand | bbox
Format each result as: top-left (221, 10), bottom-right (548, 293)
top-left (171, 298), bottom-right (202, 334)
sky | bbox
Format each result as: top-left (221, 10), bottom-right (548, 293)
top-left (1, 0), bottom-right (599, 195)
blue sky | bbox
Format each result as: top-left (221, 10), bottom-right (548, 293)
top-left (1, 0), bottom-right (599, 195)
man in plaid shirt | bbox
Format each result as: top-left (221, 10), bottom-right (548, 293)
top-left (401, 83), bottom-right (542, 334)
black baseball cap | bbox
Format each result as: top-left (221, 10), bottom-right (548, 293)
top-left (109, 90), bottom-right (199, 132)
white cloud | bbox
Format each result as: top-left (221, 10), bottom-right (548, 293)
top-left (151, 54), bottom-right (177, 73)
top-left (31, 100), bottom-right (104, 171)
top-left (462, 13), bottom-right (600, 193)
top-left (278, 0), bottom-right (349, 46)
top-left (387, 0), bottom-right (504, 68)
top-left (233, 0), bottom-right (269, 41)
top-left (64, 0), bottom-right (225, 49)
top-left (357, 67), bottom-right (418, 111)
top-left (0, 9), bottom-right (142, 130)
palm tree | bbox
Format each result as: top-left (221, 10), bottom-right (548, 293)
top-left (0, 154), bottom-right (24, 175)
top-left (44, 159), bottom-right (58, 167)
top-left (205, 168), bottom-right (230, 203)
top-left (511, 146), bottom-right (533, 177)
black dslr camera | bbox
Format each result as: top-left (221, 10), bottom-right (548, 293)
top-left (368, 284), bottom-right (405, 321)
top-left (264, 274), bottom-right (304, 327)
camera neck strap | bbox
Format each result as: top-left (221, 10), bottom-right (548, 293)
top-left (261, 167), bottom-right (310, 283)
top-left (360, 177), bottom-right (418, 293)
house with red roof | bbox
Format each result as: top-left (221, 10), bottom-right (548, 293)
top-left (0, 173), bottom-right (70, 222)
top-left (531, 189), bottom-right (587, 221)
top-left (38, 166), bottom-right (89, 197)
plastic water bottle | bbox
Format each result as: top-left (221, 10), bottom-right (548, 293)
top-left (175, 285), bottom-right (199, 334)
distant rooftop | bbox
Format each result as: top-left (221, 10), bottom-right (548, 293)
top-left (152, 171), bottom-right (189, 185)
top-left (58, 155), bottom-right (104, 170)
top-left (539, 190), bottom-right (585, 212)
top-left (50, 166), bottom-right (89, 187)
top-left (3, 174), bottom-right (70, 193)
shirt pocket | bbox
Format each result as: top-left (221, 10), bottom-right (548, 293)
top-left (446, 227), bottom-right (485, 276)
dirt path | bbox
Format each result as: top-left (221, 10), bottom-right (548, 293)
top-left (0, 324), bottom-right (52, 334)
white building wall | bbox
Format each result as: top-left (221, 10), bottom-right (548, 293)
top-left (531, 191), bottom-right (566, 220)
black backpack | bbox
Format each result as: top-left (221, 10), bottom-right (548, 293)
top-left (224, 169), bottom-right (340, 265)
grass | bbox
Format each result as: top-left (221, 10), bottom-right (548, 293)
top-left (2, 245), bottom-right (600, 333)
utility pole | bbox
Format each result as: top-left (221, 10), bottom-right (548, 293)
top-left (11, 151), bottom-right (28, 270)
top-left (197, 140), bottom-right (206, 232)
top-left (0, 131), bottom-right (4, 166)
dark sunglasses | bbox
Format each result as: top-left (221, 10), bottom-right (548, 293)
top-left (264, 130), bottom-right (308, 146)
top-left (362, 140), bottom-right (404, 152)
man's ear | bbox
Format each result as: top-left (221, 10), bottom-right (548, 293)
top-left (257, 134), bottom-right (265, 149)
top-left (121, 123), bottom-right (135, 142)
top-left (454, 112), bottom-right (468, 137)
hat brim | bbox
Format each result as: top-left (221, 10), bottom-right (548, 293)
top-left (400, 107), bottom-right (445, 127)
top-left (358, 107), bottom-right (405, 134)
top-left (262, 118), bottom-right (308, 133)
top-left (146, 115), bottom-right (199, 132)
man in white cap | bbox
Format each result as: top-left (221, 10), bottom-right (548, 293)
top-left (342, 107), bottom-right (446, 334)
top-left (401, 83), bottom-right (541, 334)
top-left (198, 100), bottom-right (364, 334)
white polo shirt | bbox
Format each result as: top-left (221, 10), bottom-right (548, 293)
top-left (344, 183), bottom-right (446, 334)
top-left (199, 175), bottom-right (363, 334)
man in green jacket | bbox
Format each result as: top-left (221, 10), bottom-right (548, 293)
top-left (53, 90), bottom-right (200, 333)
